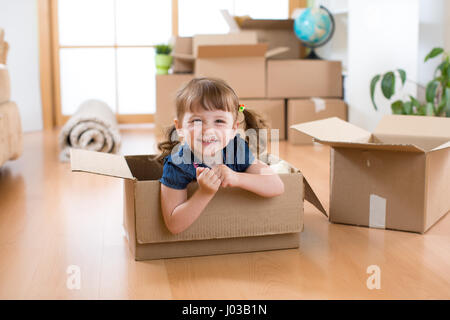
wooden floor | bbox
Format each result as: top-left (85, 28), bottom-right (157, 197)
top-left (0, 124), bottom-right (449, 300)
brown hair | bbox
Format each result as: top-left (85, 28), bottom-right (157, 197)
top-left (156, 77), bottom-right (269, 163)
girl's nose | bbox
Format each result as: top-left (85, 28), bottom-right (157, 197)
top-left (202, 123), bottom-right (215, 133)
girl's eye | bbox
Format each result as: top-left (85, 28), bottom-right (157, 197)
top-left (191, 119), bottom-right (202, 123)
top-left (215, 119), bottom-right (226, 124)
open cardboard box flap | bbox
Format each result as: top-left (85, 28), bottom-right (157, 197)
top-left (174, 43), bottom-right (290, 61)
top-left (70, 148), bottom-right (134, 180)
top-left (290, 116), bottom-right (450, 153)
top-left (374, 115), bottom-right (450, 152)
top-left (239, 18), bottom-right (294, 30)
top-left (196, 43), bottom-right (289, 59)
top-left (221, 9), bottom-right (294, 31)
top-left (193, 32), bottom-right (258, 56)
top-left (197, 43), bottom-right (267, 58)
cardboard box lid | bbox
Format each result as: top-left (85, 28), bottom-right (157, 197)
top-left (221, 9), bottom-right (294, 31)
top-left (197, 43), bottom-right (267, 58)
top-left (290, 117), bottom-right (426, 153)
top-left (374, 115), bottom-right (450, 152)
top-left (239, 18), bottom-right (294, 30)
top-left (173, 32), bottom-right (259, 61)
top-left (70, 149), bottom-right (135, 180)
top-left (197, 43), bottom-right (288, 59)
top-left (193, 32), bottom-right (258, 56)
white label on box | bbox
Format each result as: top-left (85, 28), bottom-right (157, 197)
top-left (369, 194), bottom-right (386, 229)
top-left (311, 97), bottom-right (326, 113)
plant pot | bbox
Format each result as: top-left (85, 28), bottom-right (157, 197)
top-left (155, 54), bottom-right (173, 75)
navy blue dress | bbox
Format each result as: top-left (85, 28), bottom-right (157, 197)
top-left (159, 134), bottom-right (255, 190)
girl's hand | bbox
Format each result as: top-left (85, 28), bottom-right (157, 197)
top-left (213, 164), bottom-right (239, 188)
top-left (196, 167), bottom-right (221, 195)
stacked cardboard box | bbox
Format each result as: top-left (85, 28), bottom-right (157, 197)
top-left (266, 58), bottom-right (348, 145)
top-left (239, 99), bottom-right (285, 141)
top-left (155, 73), bottom-right (194, 136)
top-left (287, 98), bottom-right (347, 144)
top-left (157, 16), bottom-right (303, 139)
top-left (157, 15), bottom-right (346, 144)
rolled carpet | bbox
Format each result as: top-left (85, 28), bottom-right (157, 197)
top-left (59, 99), bottom-right (121, 162)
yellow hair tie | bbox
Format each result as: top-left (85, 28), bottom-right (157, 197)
top-left (239, 104), bottom-right (245, 112)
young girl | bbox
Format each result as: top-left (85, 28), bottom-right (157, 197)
top-left (156, 77), bottom-right (284, 234)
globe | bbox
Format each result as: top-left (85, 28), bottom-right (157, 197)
top-left (293, 6), bottom-right (335, 59)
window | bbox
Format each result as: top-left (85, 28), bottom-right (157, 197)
top-left (50, 0), bottom-right (289, 125)
top-left (56, 0), bottom-right (172, 120)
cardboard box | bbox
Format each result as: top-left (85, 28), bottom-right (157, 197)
top-left (0, 65), bottom-right (10, 104)
top-left (287, 98), bottom-right (347, 144)
top-left (172, 37), bottom-right (194, 74)
top-left (267, 60), bottom-right (343, 98)
top-left (172, 32), bottom-right (258, 73)
top-left (291, 115), bottom-right (450, 233)
top-left (239, 99), bottom-right (286, 141)
top-left (221, 10), bottom-right (302, 59)
top-left (195, 43), bottom-right (286, 99)
top-left (155, 74), bottom-right (194, 135)
top-left (193, 32), bottom-right (258, 57)
top-left (70, 149), bottom-right (326, 260)
top-left (172, 32), bottom-right (259, 73)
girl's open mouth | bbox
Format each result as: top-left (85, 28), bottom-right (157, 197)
top-left (198, 137), bottom-right (219, 146)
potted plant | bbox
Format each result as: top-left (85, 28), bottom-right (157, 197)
top-left (370, 47), bottom-right (450, 117)
top-left (154, 44), bottom-right (173, 75)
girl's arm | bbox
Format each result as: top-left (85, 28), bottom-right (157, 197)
top-left (160, 167), bottom-right (221, 234)
top-left (238, 159), bottom-right (284, 197)
top-left (214, 159), bottom-right (284, 198)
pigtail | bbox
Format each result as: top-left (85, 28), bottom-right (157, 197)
top-left (156, 125), bottom-right (180, 164)
top-left (241, 107), bottom-right (270, 156)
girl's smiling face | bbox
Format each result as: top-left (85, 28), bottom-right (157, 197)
top-left (175, 107), bottom-right (237, 159)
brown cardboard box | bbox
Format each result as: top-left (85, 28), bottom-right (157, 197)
top-left (287, 98), bottom-right (347, 144)
top-left (0, 66), bottom-right (10, 104)
top-left (172, 32), bottom-right (259, 73)
top-left (155, 74), bottom-right (194, 135)
top-left (291, 115), bottom-right (450, 233)
top-left (240, 99), bottom-right (286, 141)
top-left (172, 37), bottom-right (194, 74)
top-left (192, 32), bottom-right (258, 57)
top-left (70, 149), bottom-right (326, 260)
top-left (235, 19), bottom-right (301, 60)
top-left (267, 60), bottom-right (343, 98)
top-left (196, 43), bottom-right (286, 99)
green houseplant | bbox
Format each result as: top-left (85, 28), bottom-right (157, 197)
top-left (154, 44), bottom-right (173, 75)
top-left (370, 47), bottom-right (450, 117)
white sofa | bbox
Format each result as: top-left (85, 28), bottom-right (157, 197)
top-left (0, 29), bottom-right (22, 167)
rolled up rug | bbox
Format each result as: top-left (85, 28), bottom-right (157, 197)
top-left (58, 99), bottom-right (121, 162)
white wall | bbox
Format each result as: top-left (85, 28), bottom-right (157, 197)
top-left (346, 0), bottom-right (420, 131)
top-left (446, 0), bottom-right (450, 52)
top-left (315, 0), bottom-right (349, 71)
top-left (0, 0), bottom-right (43, 132)
top-left (418, 0), bottom-right (446, 88)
